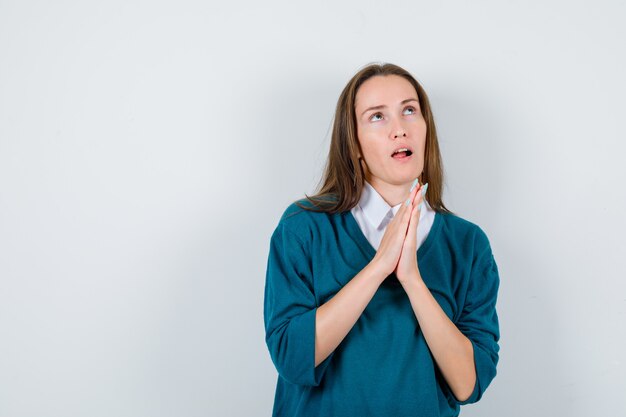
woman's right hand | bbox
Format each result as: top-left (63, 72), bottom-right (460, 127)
top-left (371, 180), bottom-right (424, 278)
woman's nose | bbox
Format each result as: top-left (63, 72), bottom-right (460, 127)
top-left (393, 128), bottom-right (407, 139)
top-left (390, 117), bottom-right (407, 139)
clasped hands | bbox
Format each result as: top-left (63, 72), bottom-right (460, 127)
top-left (372, 179), bottom-right (428, 286)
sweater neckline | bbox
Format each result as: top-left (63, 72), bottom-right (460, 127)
top-left (345, 209), bottom-right (443, 262)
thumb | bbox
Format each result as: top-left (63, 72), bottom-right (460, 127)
top-left (407, 194), bottom-right (422, 241)
top-left (408, 183), bottom-right (427, 238)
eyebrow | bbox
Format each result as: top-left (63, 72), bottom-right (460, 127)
top-left (360, 98), bottom-right (419, 118)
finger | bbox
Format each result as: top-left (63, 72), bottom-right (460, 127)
top-left (412, 193), bottom-right (423, 219)
top-left (407, 183), bottom-right (423, 211)
top-left (406, 194), bottom-right (422, 240)
top-left (407, 182), bottom-right (424, 212)
top-left (391, 181), bottom-right (418, 225)
top-left (414, 187), bottom-right (424, 209)
top-left (409, 188), bottom-right (424, 222)
top-left (410, 181), bottom-right (423, 206)
top-left (402, 184), bottom-right (421, 222)
top-left (391, 179), bottom-right (422, 228)
top-left (415, 187), bottom-right (424, 207)
top-left (414, 183), bottom-right (428, 211)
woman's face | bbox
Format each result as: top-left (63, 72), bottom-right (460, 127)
top-left (354, 75), bottom-right (427, 190)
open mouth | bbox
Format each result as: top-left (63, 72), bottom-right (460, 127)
top-left (391, 148), bottom-right (413, 159)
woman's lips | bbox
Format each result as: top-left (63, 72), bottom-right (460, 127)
top-left (391, 153), bottom-right (412, 161)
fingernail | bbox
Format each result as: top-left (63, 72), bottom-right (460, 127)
top-left (409, 178), bottom-right (419, 192)
top-left (422, 183), bottom-right (429, 196)
top-left (405, 197), bottom-right (411, 207)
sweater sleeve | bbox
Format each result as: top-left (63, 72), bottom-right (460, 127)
top-left (452, 240), bottom-right (501, 405)
top-left (263, 222), bottom-right (334, 386)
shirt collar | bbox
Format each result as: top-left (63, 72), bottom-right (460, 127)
top-left (358, 180), bottom-right (427, 230)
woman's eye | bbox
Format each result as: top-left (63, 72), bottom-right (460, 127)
top-left (370, 107), bottom-right (417, 122)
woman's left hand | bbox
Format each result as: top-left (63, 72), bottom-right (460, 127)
top-left (395, 183), bottom-right (427, 285)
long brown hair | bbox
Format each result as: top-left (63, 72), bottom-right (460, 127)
top-left (295, 62), bottom-right (454, 215)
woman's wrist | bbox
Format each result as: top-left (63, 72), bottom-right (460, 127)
top-left (367, 257), bottom-right (392, 284)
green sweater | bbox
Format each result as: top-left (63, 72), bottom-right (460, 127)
top-left (263, 199), bottom-right (500, 416)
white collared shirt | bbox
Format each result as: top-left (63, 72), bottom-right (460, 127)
top-left (350, 180), bottom-right (436, 250)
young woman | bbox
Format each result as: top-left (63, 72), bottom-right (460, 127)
top-left (263, 62), bottom-right (500, 416)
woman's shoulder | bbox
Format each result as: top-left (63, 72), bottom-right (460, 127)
top-left (279, 198), bottom-right (330, 220)
top-left (273, 197), bottom-right (340, 239)
top-left (279, 198), bottom-right (314, 220)
top-left (438, 211), bottom-right (492, 252)
top-left (279, 193), bottom-right (341, 220)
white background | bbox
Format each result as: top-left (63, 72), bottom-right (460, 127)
top-left (1, 1), bottom-right (625, 416)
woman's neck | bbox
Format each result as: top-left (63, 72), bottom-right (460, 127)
top-left (366, 178), bottom-right (412, 208)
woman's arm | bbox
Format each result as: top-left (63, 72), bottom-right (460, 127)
top-left (315, 184), bottom-right (422, 367)
top-left (402, 275), bottom-right (476, 402)
top-left (315, 183), bottom-right (424, 367)
top-left (314, 261), bottom-right (387, 367)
